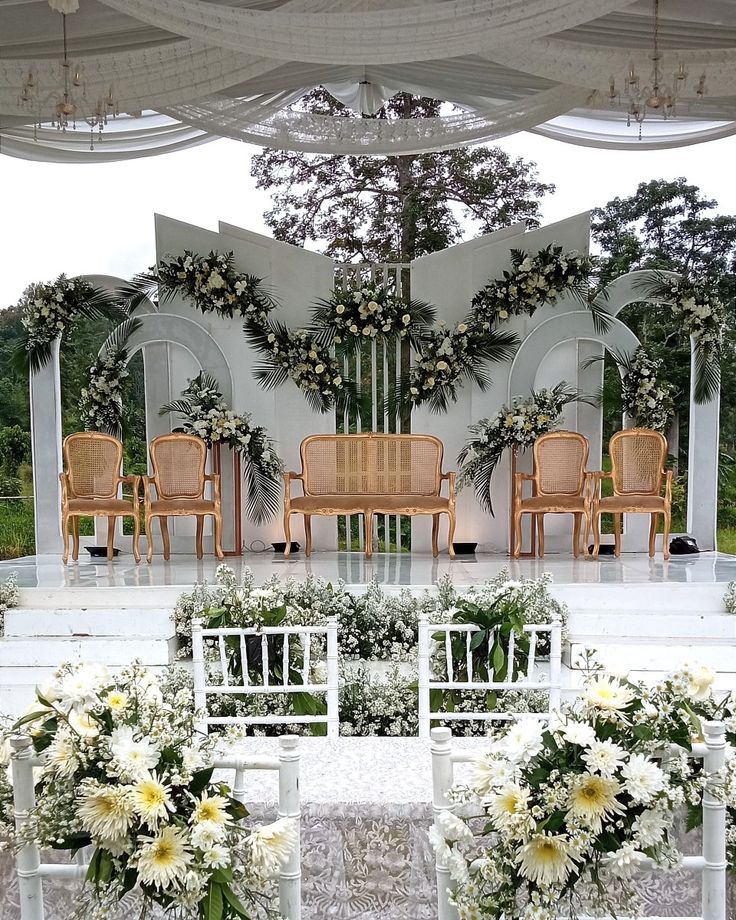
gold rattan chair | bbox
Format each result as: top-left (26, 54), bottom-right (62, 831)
top-left (591, 428), bottom-right (672, 560)
top-left (512, 430), bottom-right (591, 558)
top-left (143, 433), bottom-right (224, 562)
top-left (60, 432), bottom-right (141, 565)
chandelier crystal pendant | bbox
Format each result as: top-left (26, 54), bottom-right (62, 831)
top-left (607, 0), bottom-right (707, 139)
top-left (18, 2), bottom-right (118, 150)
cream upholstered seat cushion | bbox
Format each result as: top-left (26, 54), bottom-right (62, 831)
top-left (150, 498), bottom-right (218, 515)
top-left (67, 498), bottom-right (136, 514)
top-left (290, 494), bottom-right (450, 514)
top-left (597, 494), bottom-right (667, 513)
top-left (519, 494), bottom-right (587, 513)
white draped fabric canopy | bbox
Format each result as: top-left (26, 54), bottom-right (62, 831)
top-left (2, 0), bottom-right (736, 160)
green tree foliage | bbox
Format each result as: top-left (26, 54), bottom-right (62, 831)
top-left (591, 178), bottom-right (736, 452)
top-left (251, 91), bottom-right (554, 263)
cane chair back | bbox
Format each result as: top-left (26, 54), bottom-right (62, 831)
top-left (300, 434), bottom-right (443, 496)
top-left (609, 428), bottom-right (667, 496)
top-left (63, 432), bottom-right (122, 499)
top-left (534, 431), bottom-right (588, 496)
top-left (192, 618), bottom-right (340, 738)
top-left (430, 721), bottom-right (727, 920)
top-left (149, 433), bottom-right (207, 499)
top-left (418, 614), bottom-right (562, 738)
top-left (10, 734), bottom-right (302, 920)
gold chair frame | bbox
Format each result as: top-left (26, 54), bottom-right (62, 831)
top-left (591, 428), bottom-right (672, 560)
top-left (143, 433), bottom-right (224, 562)
top-left (512, 430), bottom-right (591, 559)
top-left (283, 433), bottom-right (457, 559)
top-left (60, 432), bottom-right (141, 565)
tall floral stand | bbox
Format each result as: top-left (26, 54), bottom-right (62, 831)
top-left (211, 442), bottom-right (243, 556)
top-left (509, 447), bottom-right (536, 558)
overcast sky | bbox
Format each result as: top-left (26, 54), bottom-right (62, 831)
top-left (2, 129), bottom-right (736, 309)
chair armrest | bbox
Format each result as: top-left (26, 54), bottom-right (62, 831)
top-left (664, 469), bottom-right (673, 504)
top-left (283, 472), bottom-right (304, 505)
top-left (587, 471), bottom-right (611, 501)
top-left (204, 473), bottom-right (222, 504)
top-left (513, 472), bottom-right (534, 504)
top-left (441, 471), bottom-right (456, 504)
top-left (142, 475), bottom-right (157, 506)
top-left (119, 475), bottom-right (141, 508)
top-left (59, 472), bottom-right (69, 505)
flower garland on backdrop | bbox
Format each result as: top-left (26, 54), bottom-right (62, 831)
top-left (79, 318), bottom-right (142, 440)
top-left (433, 663), bottom-right (734, 920)
top-left (458, 383), bottom-right (585, 515)
top-left (14, 275), bottom-right (124, 373)
top-left (161, 372), bottom-right (283, 524)
top-left (0, 663), bottom-right (296, 920)
top-left (619, 346), bottom-right (675, 432)
top-left (633, 274), bottom-right (723, 404)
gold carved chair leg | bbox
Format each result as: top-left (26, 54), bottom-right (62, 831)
top-left (72, 517), bottom-right (80, 562)
top-left (304, 515), bottom-right (313, 556)
top-left (195, 515), bottom-right (204, 560)
top-left (537, 514), bottom-right (545, 558)
top-left (613, 513), bottom-right (622, 557)
top-left (573, 512), bottom-right (581, 559)
top-left (512, 509), bottom-right (523, 559)
top-left (662, 508), bottom-right (671, 561)
top-left (364, 511), bottom-right (374, 558)
top-left (592, 511), bottom-right (601, 559)
top-left (283, 511), bottom-right (293, 558)
top-left (213, 512), bottom-right (224, 560)
top-left (583, 509), bottom-right (591, 559)
top-left (648, 514), bottom-right (658, 558)
top-left (62, 515), bottom-right (70, 565)
top-left (146, 518), bottom-right (155, 563)
top-left (132, 511), bottom-right (141, 564)
top-left (447, 509), bottom-right (456, 559)
top-left (431, 514), bottom-right (440, 557)
top-left (160, 517), bottom-right (171, 561)
top-left (106, 517), bottom-right (116, 561)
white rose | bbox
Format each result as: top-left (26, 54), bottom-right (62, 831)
top-left (336, 304), bottom-right (345, 314)
top-left (314, 364), bottom-right (325, 374)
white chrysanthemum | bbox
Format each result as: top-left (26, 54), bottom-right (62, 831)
top-left (686, 665), bottom-right (716, 701)
top-left (248, 818), bottom-right (298, 878)
top-left (603, 842), bottom-right (647, 876)
top-left (191, 822), bottom-right (224, 850)
top-left (469, 757), bottom-right (512, 796)
top-left (633, 807), bottom-right (670, 847)
top-left (501, 719), bottom-right (545, 764)
top-left (45, 728), bottom-right (79, 779)
top-left (202, 844), bottom-right (230, 869)
top-left (582, 740), bottom-right (627, 777)
top-left (68, 709), bottom-right (100, 738)
top-left (78, 783), bottom-right (135, 841)
top-left (517, 835), bottom-right (577, 885)
top-left (132, 774), bottom-right (174, 829)
top-left (488, 783), bottom-right (533, 836)
top-left (567, 774), bottom-right (622, 831)
top-left (109, 726), bottom-right (159, 779)
top-left (136, 826), bottom-right (191, 889)
top-left (583, 675), bottom-right (635, 713)
top-left (56, 664), bottom-right (109, 711)
top-left (559, 720), bottom-right (597, 748)
top-left (621, 755), bottom-right (666, 804)
top-left (435, 809), bottom-right (474, 843)
top-left (191, 793), bottom-right (229, 829)
top-left (104, 690), bottom-right (128, 715)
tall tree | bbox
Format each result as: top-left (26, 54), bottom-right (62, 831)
top-left (251, 91), bottom-right (554, 264)
top-left (591, 178), bottom-right (736, 452)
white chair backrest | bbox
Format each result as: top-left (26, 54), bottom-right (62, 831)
top-left (418, 613), bottom-right (562, 738)
top-left (430, 723), bottom-right (727, 920)
top-left (10, 733), bottom-right (302, 920)
top-left (192, 617), bottom-right (339, 738)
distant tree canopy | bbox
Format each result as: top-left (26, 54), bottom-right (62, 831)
top-left (251, 91), bottom-right (554, 264)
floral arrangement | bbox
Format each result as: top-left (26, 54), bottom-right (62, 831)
top-left (244, 320), bottom-right (349, 414)
top-left (635, 274), bottom-right (723, 404)
top-left (471, 244), bottom-right (593, 326)
top-left (1, 662), bottom-right (296, 920)
top-left (433, 663), bottom-right (729, 920)
top-left (725, 581), bottom-right (736, 615)
top-left (134, 250), bottom-right (276, 325)
top-left (310, 285), bottom-right (435, 350)
top-left (161, 372), bottom-right (283, 524)
top-left (79, 318), bottom-right (142, 439)
top-left (406, 323), bottom-right (519, 413)
top-left (620, 346), bottom-right (675, 432)
top-left (14, 275), bottom-right (121, 373)
top-left (0, 572), bottom-right (19, 638)
top-left (458, 383), bottom-right (584, 514)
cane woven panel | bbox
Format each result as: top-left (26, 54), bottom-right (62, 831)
top-left (152, 437), bottom-right (206, 499)
top-left (65, 434), bottom-right (121, 498)
top-left (610, 430), bottom-right (666, 495)
top-left (302, 435), bottom-right (442, 496)
top-left (535, 434), bottom-right (586, 495)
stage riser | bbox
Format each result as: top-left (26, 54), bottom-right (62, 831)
top-left (5, 608), bottom-right (175, 637)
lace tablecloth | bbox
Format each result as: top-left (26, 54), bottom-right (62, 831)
top-left (1, 737), bottom-right (733, 919)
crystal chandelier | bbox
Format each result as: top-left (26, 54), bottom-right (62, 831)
top-left (608, 0), bottom-right (707, 138)
top-left (18, 1), bottom-right (118, 150)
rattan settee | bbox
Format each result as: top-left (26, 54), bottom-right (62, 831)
top-left (283, 433), bottom-right (456, 558)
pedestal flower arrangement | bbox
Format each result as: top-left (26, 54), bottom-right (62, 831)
top-left (2, 662), bottom-right (296, 919)
top-left (433, 664), bottom-right (726, 920)
top-left (619, 347), bottom-right (675, 433)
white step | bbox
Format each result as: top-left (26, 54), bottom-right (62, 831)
top-left (566, 640), bottom-right (736, 676)
top-left (552, 583), bottom-right (726, 613)
top-left (5, 607), bottom-right (174, 638)
top-left (0, 636), bottom-right (176, 668)
top-left (567, 610), bottom-right (736, 641)
top-left (18, 586), bottom-right (183, 609)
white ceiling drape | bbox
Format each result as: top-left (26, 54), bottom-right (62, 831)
top-left (2, 0), bottom-right (736, 161)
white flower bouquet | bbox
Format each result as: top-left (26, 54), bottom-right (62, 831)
top-left (162, 372), bottom-right (284, 524)
top-left (471, 244), bottom-right (592, 326)
top-left (434, 664), bottom-right (727, 920)
top-left (620, 346), bottom-right (675, 432)
top-left (458, 383), bottom-right (584, 514)
top-left (2, 662), bottom-right (296, 920)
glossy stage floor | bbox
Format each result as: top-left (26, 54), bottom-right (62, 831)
top-left (1, 549), bottom-right (734, 589)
